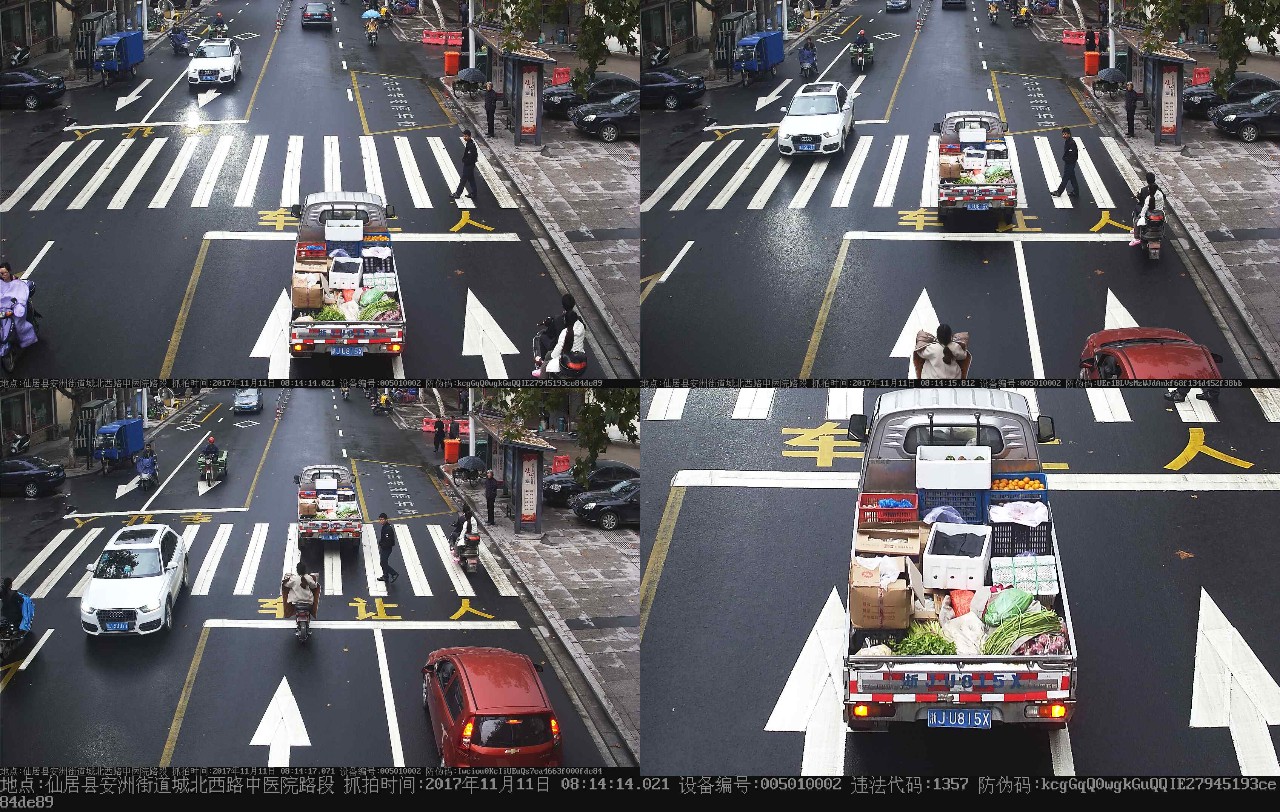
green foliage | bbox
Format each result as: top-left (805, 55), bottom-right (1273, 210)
top-left (1136, 0), bottom-right (1280, 94)
top-left (487, 0), bottom-right (638, 93)
top-left (489, 388), bottom-right (639, 486)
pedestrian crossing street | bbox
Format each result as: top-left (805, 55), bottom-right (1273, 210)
top-left (11, 520), bottom-right (518, 604)
top-left (0, 133), bottom-right (519, 214)
top-left (642, 133), bottom-right (1144, 214)
top-left (646, 386), bottom-right (1280, 425)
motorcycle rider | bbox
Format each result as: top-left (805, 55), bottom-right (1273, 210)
top-left (365, 17), bottom-right (379, 40)
top-left (1018, 4), bottom-right (1031, 22)
top-left (798, 43), bottom-right (816, 77)
top-left (854, 29), bottom-right (869, 47)
top-left (139, 442), bottom-right (159, 476)
top-left (0, 578), bottom-right (23, 630)
top-left (283, 562), bottom-right (319, 616)
top-left (0, 262), bottom-right (37, 354)
top-left (378, 391), bottom-right (391, 409)
top-left (341, 386), bottom-right (350, 400)
top-left (169, 26), bottom-right (190, 53)
top-left (543, 294), bottom-right (587, 379)
top-left (1130, 171), bottom-right (1164, 247)
top-left (452, 505), bottom-right (479, 552)
top-left (201, 436), bottom-right (219, 459)
top-left (380, 3), bottom-right (391, 25)
top-left (987, 1), bottom-right (999, 18)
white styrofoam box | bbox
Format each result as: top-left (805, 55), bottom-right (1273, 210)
top-left (315, 478), bottom-right (337, 490)
top-left (923, 522), bottom-right (992, 590)
top-left (325, 220), bottom-right (363, 242)
top-left (916, 445), bottom-right (993, 490)
top-left (959, 127), bottom-right (987, 144)
top-left (991, 555), bottom-right (1060, 596)
top-left (329, 271), bottom-right (361, 290)
top-left (961, 156), bottom-right (987, 171)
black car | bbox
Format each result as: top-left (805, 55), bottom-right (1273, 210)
top-left (542, 72), bottom-right (639, 118)
top-left (1182, 72), bottom-right (1280, 117)
top-left (542, 460), bottom-right (639, 505)
top-left (570, 91), bottom-right (639, 143)
top-left (0, 456), bottom-right (66, 498)
top-left (640, 67), bottom-right (706, 110)
top-left (571, 479), bottom-right (640, 531)
top-left (885, 0), bottom-right (911, 11)
top-left (301, 2), bottom-right (333, 26)
top-left (0, 68), bottom-right (66, 111)
top-left (233, 388), bottom-right (263, 413)
top-left (1210, 90), bottom-right (1280, 143)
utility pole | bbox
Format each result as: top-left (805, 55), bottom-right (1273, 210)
top-left (468, 388), bottom-right (476, 457)
top-left (1107, 0), bottom-right (1115, 77)
top-left (467, 0), bottom-right (475, 69)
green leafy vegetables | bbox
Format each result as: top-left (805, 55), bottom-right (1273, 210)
top-left (891, 621), bottom-right (957, 656)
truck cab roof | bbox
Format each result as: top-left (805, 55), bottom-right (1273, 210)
top-left (297, 192), bottom-right (391, 235)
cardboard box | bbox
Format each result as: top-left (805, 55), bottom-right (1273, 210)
top-left (939, 159), bottom-right (962, 180)
top-left (916, 445), bottom-right (993, 490)
top-left (293, 258), bottom-right (329, 276)
top-left (850, 557), bottom-right (912, 630)
top-left (299, 501), bottom-right (318, 517)
top-left (291, 273), bottom-right (326, 309)
top-left (856, 522), bottom-right (929, 558)
top-left (923, 522), bottom-right (993, 590)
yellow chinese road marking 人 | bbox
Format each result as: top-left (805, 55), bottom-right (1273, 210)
top-left (73, 517), bottom-right (98, 529)
top-left (73, 129), bottom-right (100, 141)
top-left (1164, 428), bottom-right (1254, 471)
top-left (258, 208), bottom-right (299, 231)
top-left (782, 422), bottom-right (864, 468)
top-left (450, 211), bottom-right (495, 232)
top-left (450, 599), bottom-right (493, 620)
top-left (898, 208), bottom-right (943, 230)
top-left (1090, 210), bottom-right (1132, 232)
top-left (712, 128), bottom-right (740, 141)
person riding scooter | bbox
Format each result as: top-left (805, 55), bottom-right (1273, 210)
top-left (341, 386), bottom-right (350, 400)
top-left (987, 2), bottom-right (999, 21)
top-left (283, 562), bottom-right (319, 615)
top-left (1130, 171), bottom-right (1164, 247)
top-left (201, 436), bottom-right (219, 459)
top-left (0, 261), bottom-right (38, 362)
top-left (451, 506), bottom-right (480, 554)
top-left (380, 4), bottom-right (391, 25)
top-left (799, 44), bottom-right (817, 79)
top-left (169, 27), bottom-right (190, 56)
top-left (854, 30), bottom-right (869, 47)
top-left (365, 17), bottom-right (379, 43)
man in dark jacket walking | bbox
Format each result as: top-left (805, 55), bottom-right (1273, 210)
top-left (1051, 127), bottom-right (1080, 198)
top-left (1084, 27), bottom-right (1096, 52)
top-left (451, 129), bottom-right (479, 201)
top-left (376, 513), bottom-right (399, 584)
top-left (484, 82), bottom-right (498, 136)
top-left (1124, 82), bottom-right (1140, 137)
top-left (484, 471), bottom-right (498, 525)
top-left (433, 418), bottom-right (445, 453)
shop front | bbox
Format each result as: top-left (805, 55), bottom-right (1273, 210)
top-left (1, 0), bottom-right (58, 57)
top-left (641, 0), bottom-right (698, 54)
top-left (0, 388), bottom-right (60, 447)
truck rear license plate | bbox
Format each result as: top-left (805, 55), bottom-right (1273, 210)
top-left (332, 346), bottom-right (364, 356)
top-left (320, 533), bottom-right (340, 541)
top-left (797, 144), bottom-right (816, 151)
top-left (966, 202), bottom-right (990, 211)
top-left (927, 709), bottom-right (991, 729)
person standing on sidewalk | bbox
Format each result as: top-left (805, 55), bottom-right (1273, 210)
top-left (484, 471), bottom-right (498, 525)
top-left (1051, 127), bottom-right (1080, 198)
top-left (1084, 27), bottom-right (1096, 52)
top-left (484, 82), bottom-right (498, 137)
top-left (433, 418), bottom-right (445, 454)
top-left (450, 130), bottom-right (479, 201)
top-left (376, 513), bottom-right (399, 584)
top-left (1124, 82), bottom-right (1140, 137)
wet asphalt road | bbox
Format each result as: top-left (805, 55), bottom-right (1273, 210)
top-left (639, 5), bottom-right (1246, 379)
top-left (0, 389), bottom-right (609, 767)
top-left (0, 1), bottom-right (562, 378)
top-left (639, 386), bottom-right (1280, 775)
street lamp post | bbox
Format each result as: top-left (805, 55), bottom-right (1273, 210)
top-left (468, 388), bottom-right (476, 457)
top-left (468, 0), bottom-right (476, 69)
top-left (1108, 0), bottom-right (1115, 76)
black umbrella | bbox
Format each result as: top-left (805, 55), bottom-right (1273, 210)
top-left (456, 456), bottom-right (487, 473)
top-left (1096, 68), bottom-right (1127, 85)
top-left (456, 68), bottom-right (486, 84)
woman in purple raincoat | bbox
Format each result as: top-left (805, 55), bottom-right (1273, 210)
top-left (0, 263), bottom-right (38, 351)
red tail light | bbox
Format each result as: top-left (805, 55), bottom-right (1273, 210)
top-left (1025, 703), bottom-right (1069, 719)
top-left (460, 720), bottom-right (474, 749)
top-left (550, 716), bottom-right (560, 741)
top-left (390, 343), bottom-right (402, 353)
top-left (850, 703), bottom-right (896, 718)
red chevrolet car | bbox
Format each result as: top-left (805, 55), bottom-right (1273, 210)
top-left (1078, 327), bottom-right (1224, 380)
top-left (422, 647), bottom-right (563, 767)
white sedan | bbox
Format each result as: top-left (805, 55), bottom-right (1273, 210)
top-left (777, 81), bottom-right (855, 156)
top-left (80, 525), bottom-right (188, 636)
top-left (187, 38), bottom-right (242, 88)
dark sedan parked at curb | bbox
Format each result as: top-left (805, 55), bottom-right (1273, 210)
top-left (0, 68), bottom-right (66, 110)
top-left (301, 2), bottom-right (333, 26)
top-left (542, 72), bottom-right (639, 118)
top-left (1, 456), bottom-right (67, 498)
top-left (641, 67), bottom-right (706, 110)
top-left (1210, 90), bottom-right (1280, 143)
top-left (542, 460), bottom-right (639, 505)
top-left (571, 479), bottom-right (640, 531)
top-left (1182, 72), bottom-right (1280, 117)
top-left (570, 91), bottom-right (639, 143)
top-left (233, 388), bottom-right (263, 413)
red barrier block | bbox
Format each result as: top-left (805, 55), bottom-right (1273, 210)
top-left (422, 29), bottom-right (446, 45)
top-left (1192, 66), bottom-right (1211, 85)
top-left (552, 66), bottom-right (571, 85)
top-left (552, 455), bottom-right (571, 474)
top-left (1062, 29), bottom-right (1085, 46)
top-left (445, 31), bottom-right (463, 46)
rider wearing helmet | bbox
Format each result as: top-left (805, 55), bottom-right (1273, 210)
top-left (202, 436), bottom-right (219, 458)
top-left (854, 30), bottom-right (869, 47)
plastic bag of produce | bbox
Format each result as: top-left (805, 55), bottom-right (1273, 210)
top-left (941, 612), bottom-right (985, 655)
top-left (988, 501), bottom-right (1049, 527)
top-left (982, 587), bottom-right (1033, 626)
top-left (337, 300), bottom-right (362, 321)
top-left (358, 288), bottom-right (387, 307)
top-left (854, 643), bottom-right (893, 657)
top-left (923, 506), bottom-right (966, 525)
top-left (950, 589), bottom-right (975, 617)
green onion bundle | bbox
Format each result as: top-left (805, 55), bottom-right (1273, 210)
top-left (982, 610), bottom-right (1062, 655)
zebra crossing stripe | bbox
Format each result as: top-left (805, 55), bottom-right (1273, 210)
top-left (68, 567), bottom-right (93, 599)
top-left (1034, 136), bottom-right (1072, 209)
top-left (33, 528), bottom-right (102, 600)
top-left (1, 140), bottom-right (72, 213)
top-left (732, 387), bottom-right (774, 419)
top-left (233, 523), bottom-right (269, 595)
top-left (110, 137), bottom-right (168, 209)
top-left (150, 137), bottom-right (200, 209)
top-left (394, 135), bottom-right (432, 208)
top-left (1098, 136), bottom-right (1143, 195)
top-left (748, 155), bottom-right (790, 210)
top-left (324, 544), bottom-right (343, 595)
top-left (919, 134), bottom-right (939, 209)
top-left (1252, 388), bottom-right (1280, 422)
top-left (646, 388), bottom-right (690, 420)
top-left (180, 525), bottom-right (200, 556)
top-left (427, 525), bottom-right (475, 597)
top-left (710, 138), bottom-right (773, 210)
top-left (395, 524), bottom-right (433, 596)
top-left (1086, 389), bottom-right (1132, 422)
top-left (1171, 390), bottom-right (1218, 423)
top-left (282, 523), bottom-right (300, 581)
top-left (192, 135), bottom-right (234, 208)
top-left (474, 150), bottom-right (518, 209)
top-left (363, 524), bottom-right (387, 597)
top-left (360, 136), bottom-right (385, 201)
top-left (192, 524), bottom-right (233, 596)
top-left (831, 135), bottom-right (873, 208)
top-left (69, 139), bottom-right (134, 210)
top-left (641, 140), bottom-right (712, 212)
top-left (324, 135), bottom-right (342, 194)
top-left (873, 135), bottom-right (908, 207)
top-left (1074, 137), bottom-right (1114, 209)
top-left (13, 528), bottom-right (73, 590)
top-left (789, 157), bottom-right (829, 209)
top-left (826, 388), bottom-right (863, 420)
top-left (427, 136), bottom-right (472, 209)
top-left (281, 135), bottom-right (304, 208)
top-left (478, 540), bottom-right (518, 597)
top-left (1004, 135), bottom-right (1028, 209)
top-left (234, 134), bottom-right (269, 208)
top-left (673, 140), bottom-right (742, 211)
top-left (31, 140), bottom-right (102, 211)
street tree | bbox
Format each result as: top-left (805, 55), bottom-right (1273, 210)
top-left (1135, 0), bottom-right (1279, 92)
top-left (487, 387), bottom-right (639, 483)
top-left (480, 0), bottom-right (638, 90)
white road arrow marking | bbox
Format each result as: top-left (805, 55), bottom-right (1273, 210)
top-left (756, 79), bottom-right (792, 112)
top-left (1105, 289), bottom-right (1139, 329)
top-left (462, 289), bottom-right (517, 378)
top-left (115, 476), bottom-right (141, 499)
top-left (251, 677), bottom-right (311, 768)
top-left (1085, 289), bottom-right (1136, 422)
top-left (250, 289), bottom-right (293, 379)
top-left (196, 88), bottom-right (221, 108)
top-left (114, 78), bottom-right (153, 111)
top-left (765, 587), bottom-right (847, 776)
top-left (1190, 589), bottom-right (1280, 775)
top-left (890, 289), bottom-right (940, 379)
top-left (196, 477), bottom-right (222, 496)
